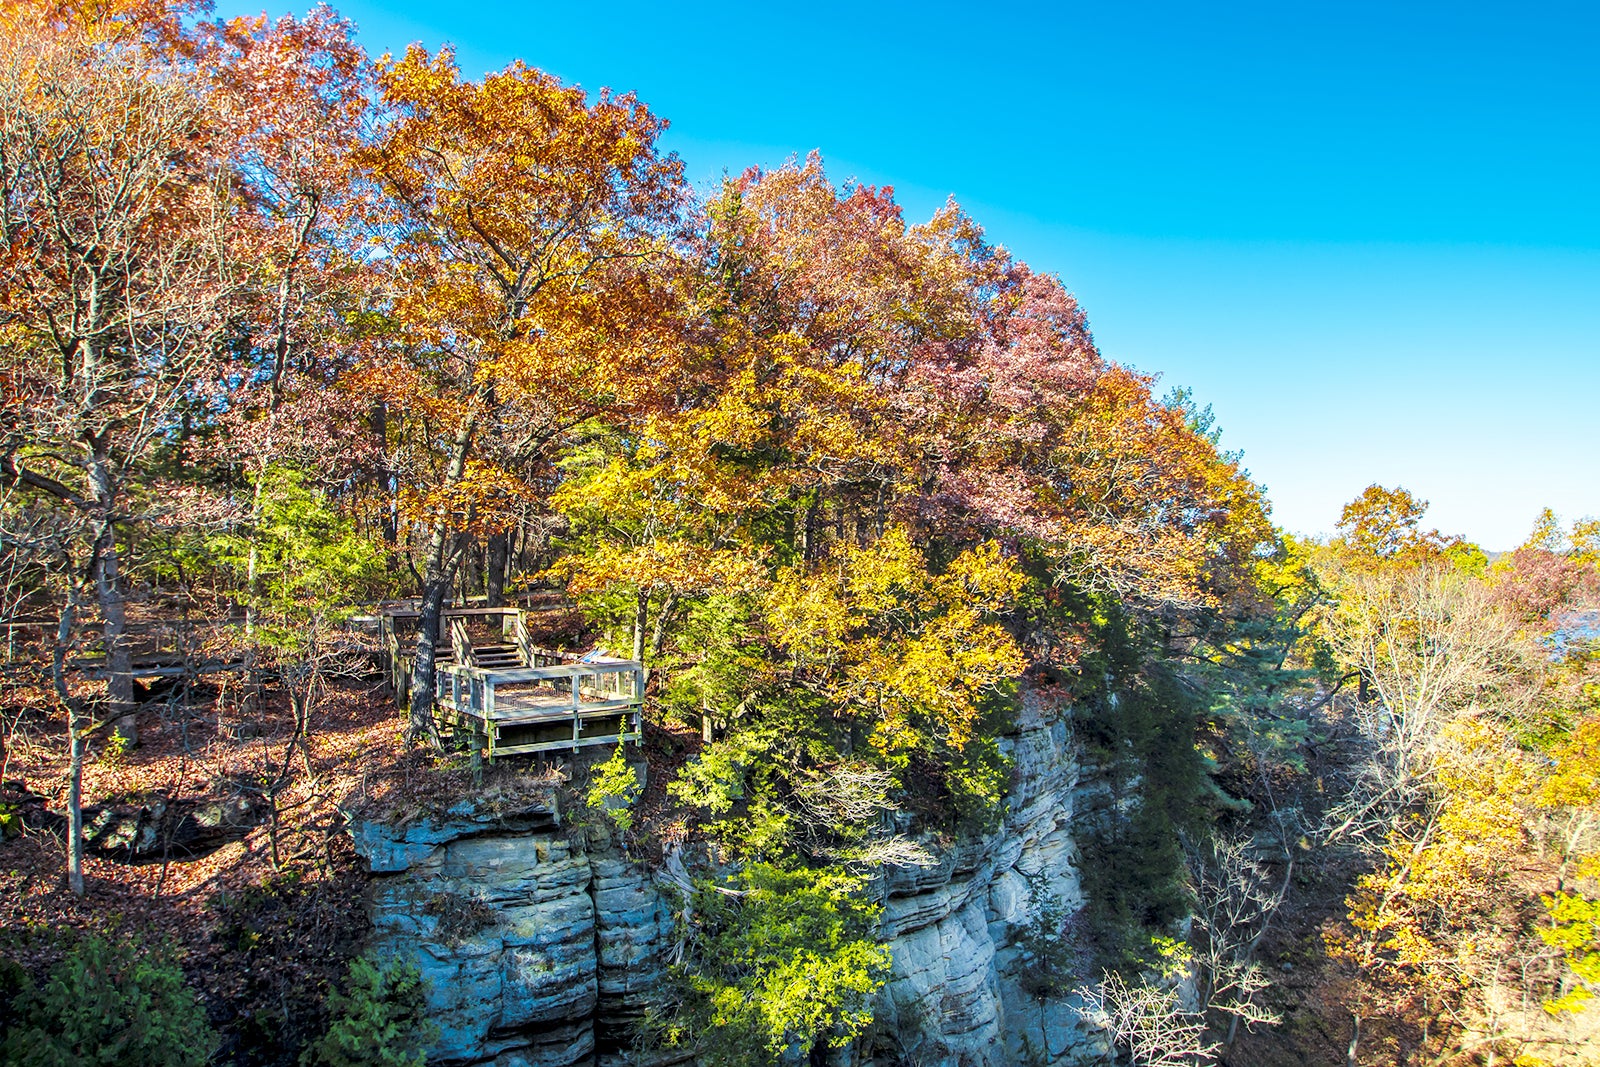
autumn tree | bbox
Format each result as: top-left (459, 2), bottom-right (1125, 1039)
top-left (921, 286), bottom-right (1275, 616)
top-left (0, 0), bottom-right (390, 893)
top-left (357, 46), bottom-right (686, 738)
top-left (0, 0), bottom-right (268, 893)
top-left (0, 0), bottom-right (242, 746)
top-left (1332, 483), bottom-right (1473, 566)
top-left (1319, 562), bottom-right (1524, 847)
top-left (195, 4), bottom-right (380, 485)
top-left (1314, 500), bottom-right (1600, 1062)
top-left (764, 527), bottom-right (1025, 810)
top-left (547, 436), bottom-right (763, 670)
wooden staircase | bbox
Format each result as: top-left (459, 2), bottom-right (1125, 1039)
top-left (380, 607), bottom-right (563, 709)
top-left (469, 642), bottom-right (524, 670)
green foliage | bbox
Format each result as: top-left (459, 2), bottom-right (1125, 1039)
top-left (1016, 894), bottom-right (1086, 1002)
top-left (667, 729), bottom-right (799, 859)
top-left (100, 730), bottom-right (132, 767)
top-left (765, 528), bottom-right (1025, 768)
top-left (0, 800), bottom-right (20, 839)
top-left (1072, 608), bottom-right (1208, 945)
top-left (1540, 891), bottom-right (1600, 1014)
top-left (209, 465), bottom-right (384, 656)
top-left (585, 743), bottom-right (643, 833)
top-left (659, 594), bottom-right (767, 726)
top-left (0, 955), bottom-right (29, 1034)
top-left (301, 957), bottom-right (437, 1067)
top-left (942, 733), bottom-right (1011, 834)
top-left (1142, 934), bottom-right (1196, 981)
top-left (658, 530), bottom-right (1025, 855)
top-left (654, 863), bottom-right (890, 1066)
top-left (0, 934), bottom-right (215, 1067)
top-left (668, 735), bottom-right (757, 819)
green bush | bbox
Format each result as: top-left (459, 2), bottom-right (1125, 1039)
top-left (585, 743), bottom-right (643, 833)
top-left (0, 934), bottom-right (215, 1067)
top-left (301, 956), bottom-right (437, 1067)
top-left (653, 863), bottom-right (891, 1066)
top-left (1070, 606), bottom-right (1207, 947)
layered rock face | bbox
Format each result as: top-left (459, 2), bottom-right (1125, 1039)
top-left (354, 803), bottom-right (673, 1067)
top-left (865, 696), bottom-right (1096, 1067)
top-left (350, 694), bottom-right (1098, 1067)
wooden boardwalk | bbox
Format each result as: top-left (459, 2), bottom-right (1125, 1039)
top-left (380, 607), bottom-right (644, 760)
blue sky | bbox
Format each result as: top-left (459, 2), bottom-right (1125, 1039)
top-left (216, 0), bottom-right (1599, 549)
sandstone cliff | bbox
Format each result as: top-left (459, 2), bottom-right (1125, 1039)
top-left (349, 696), bottom-right (1102, 1066)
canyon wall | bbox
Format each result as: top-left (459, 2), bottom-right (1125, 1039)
top-left (349, 695), bottom-right (1103, 1066)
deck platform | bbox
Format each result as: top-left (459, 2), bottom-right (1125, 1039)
top-left (435, 661), bottom-right (643, 759)
top-left (380, 607), bottom-right (644, 760)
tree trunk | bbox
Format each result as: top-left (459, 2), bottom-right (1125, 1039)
top-left (67, 712), bottom-right (86, 894)
top-left (647, 593), bottom-right (677, 662)
top-left (407, 524), bottom-right (455, 744)
top-left (89, 497), bottom-right (136, 745)
top-left (486, 531), bottom-right (508, 607)
top-left (631, 590), bottom-right (648, 662)
top-left (407, 419), bottom-right (475, 742)
top-left (801, 498), bottom-right (818, 562)
top-left (54, 589), bottom-right (86, 895)
top-left (371, 402), bottom-right (400, 545)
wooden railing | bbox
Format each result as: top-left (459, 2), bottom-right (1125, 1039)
top-left (434, 659), bottom-right (644, 760)
top-left (382, 617), bottom-right (407, 702)
top-left (448, 615), bottom-right (475, 668)
top-left (512, 612), bottom-right (534, 666)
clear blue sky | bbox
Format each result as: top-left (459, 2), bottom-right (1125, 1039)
top-left (217, 0), bottom-right (1599, 549)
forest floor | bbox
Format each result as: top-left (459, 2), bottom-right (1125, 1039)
top-left (1225, 848), bottom-right (1365, 1067)
top-left (0, 643), bottom-right (594, 1064)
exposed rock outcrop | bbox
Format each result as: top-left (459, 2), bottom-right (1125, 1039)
top-left (349, 692), bottom-right (1101, 1066)
top-left (863, 693), bottom-right (1097, 1067)
top-left (12, 786), bottom-right (264, 863)
top-left (355, 800), bottom-right (672, 1067)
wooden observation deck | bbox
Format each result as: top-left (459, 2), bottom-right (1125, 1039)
top-left (379, 606), bottom-right (642, 761)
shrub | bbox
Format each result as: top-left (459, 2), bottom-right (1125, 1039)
top-left (0, 934), bottom-right (215, 1067)
top-left (205, 871), bottom-right (369, 1066)
top-left (652, 863), bottom-right (891, 1066)
top-left (585, 743), bottom-right (642, 833)
top-left (301, 956), bottom-right (437, 1067)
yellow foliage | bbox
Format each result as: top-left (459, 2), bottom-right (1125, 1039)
top-left (766, 527), bottom-right (1025, 755)
top-left (1538, 719), bottom-right (1600, 812)
top-left (398, 459), bottom-right (530, 535)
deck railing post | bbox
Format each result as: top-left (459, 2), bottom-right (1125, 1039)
top-left (572, 672), bottom-right (582, 752)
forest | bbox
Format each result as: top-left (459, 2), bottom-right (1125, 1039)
top-left (0, 2), bottom-right (1597, 1066)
